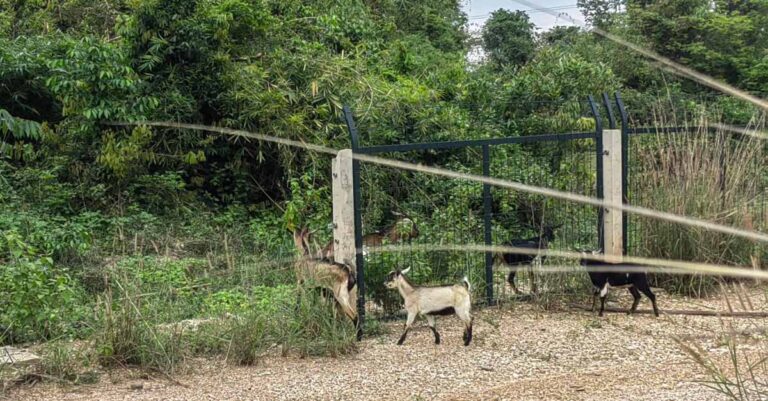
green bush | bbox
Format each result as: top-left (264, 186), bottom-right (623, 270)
top-left (202, 289), bottom-right (250, 316)
top-left (0, 231), bottom-right (88, 343)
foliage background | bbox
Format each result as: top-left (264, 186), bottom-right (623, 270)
top-left (0, 0), bottom-right (766, 347)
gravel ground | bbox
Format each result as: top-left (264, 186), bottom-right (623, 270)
top-left (9, 288), bottom-right (768, 401)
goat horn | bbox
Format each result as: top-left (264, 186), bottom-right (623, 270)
top-left (401, 266), bottom-right (411, 275)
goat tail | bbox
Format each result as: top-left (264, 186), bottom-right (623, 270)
top-left (462, 276), bottom-right (471, 292)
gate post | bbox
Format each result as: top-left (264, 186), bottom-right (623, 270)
top-left (615, 92), bottom-right (629, 256)
top-left (332, 150), bottom-right (356, 267)
top-left (602, 128), bottom-right (623, 259)
top-left (341, 106), bottom-right (365, 333)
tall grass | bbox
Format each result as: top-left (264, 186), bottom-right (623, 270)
top-left (676, 286), bottom-right (768, 400)
top-left (631, 112), bottom-right (766, 296)
top-left (96, 272), bottom-right (190, 374)
top-left (87, 254), bottom-right (356, 376)
top-left (679, 336), bottom-right (768, 400)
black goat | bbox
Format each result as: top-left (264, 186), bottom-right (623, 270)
top-left (579, 254), bottom-right (660, 317)
top-left (494, 226), bottom-right (556, 294)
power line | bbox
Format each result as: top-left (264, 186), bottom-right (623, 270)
top-left (106, 119), bottom-right (768, 245)
top-left (467, 4), bottom-right (580, 20)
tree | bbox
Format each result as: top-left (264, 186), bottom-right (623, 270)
top-left (539, 26), bottom-right (583, 46)
top-left (481, 9), bottom-right (535, 69)
top-left (577, 0), bottom-right (625, 29)
top-left (627, 0), bottom-right (768, 91)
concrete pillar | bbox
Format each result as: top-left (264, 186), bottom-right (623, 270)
top-left (602, 129), bottom-right (623, 260)
top-left (332, 149), bottom-right (356, 266)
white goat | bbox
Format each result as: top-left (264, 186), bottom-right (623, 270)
top-left (384, 267), bottom-right (473, 346)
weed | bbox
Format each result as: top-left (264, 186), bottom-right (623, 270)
top-left (678, 336), bottom-right (768, 400)
top-left (631, 114), bottom-right (766, 296)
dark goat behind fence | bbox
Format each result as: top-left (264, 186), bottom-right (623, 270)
top-left (495, 226), bottom-right (558, 294)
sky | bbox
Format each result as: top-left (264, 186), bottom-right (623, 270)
top-left (462, 0), bottom-right (585, 32)
top-left (462, 1), bottom-right (586, 62)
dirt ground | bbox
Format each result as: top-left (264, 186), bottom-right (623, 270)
top-left (9, 287), bottom-right (768, 401)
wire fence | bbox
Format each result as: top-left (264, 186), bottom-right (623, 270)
top-left (352, 98), bottom-right (604, 318)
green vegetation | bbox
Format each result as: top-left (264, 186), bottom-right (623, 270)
top-left (0, 0), bottom-right (766, 387)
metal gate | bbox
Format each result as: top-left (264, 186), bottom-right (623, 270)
top-left (343, 94), bottom-right (627, 325)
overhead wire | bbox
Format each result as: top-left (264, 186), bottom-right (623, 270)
top-left (106, 120), bottom-right (768, 245)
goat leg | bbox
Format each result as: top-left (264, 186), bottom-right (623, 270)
top-left (426, 315), bottom-right (440, 345)
top-left (397, 311), bottom-right (417, 345)
top-left (507, 271), bottom-right (520, 294)
top-left (599, 295), bottom-right (607, 317)
top-left (463, 317), bottom-right (473, 346)
top-left (456, 309), bottom-right (473, 346)
top-left (628, 287), bottom-right (641, 314)
top-left (334, 285), bottom-right (362, 340)
top-left (639, 287), bottom-right (660, 317)
top-left (598, 283), bottom-right (609, 317)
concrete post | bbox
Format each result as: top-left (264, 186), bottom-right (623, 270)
top-left (332, 149), bottom-right (356, 266)
top-left (602, 129), bottom-right (623, 260)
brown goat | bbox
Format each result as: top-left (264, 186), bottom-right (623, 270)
top-left (318, 214), bottom-right (419, 260)
top-left (292, 227), bottom-right (361, 339)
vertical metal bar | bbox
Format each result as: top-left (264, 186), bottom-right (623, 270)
top-left (614, 92), bottom-right (629, 255)
top-left (342, 105), bottom-right (365, 333)
top-left (588, 95), bottom-right (604, 252)
top-left (343, 105), bottom-right (361, 150)
top-left (602, 93), bottom-right (617, 129)
top-left (482, 144), bottom-right (494, 306)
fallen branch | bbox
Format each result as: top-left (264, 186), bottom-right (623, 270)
top-left (569, 304), bottom-right (768, 318)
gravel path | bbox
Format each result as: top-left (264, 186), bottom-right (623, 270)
top-left (10, 288), bottom-right (767, 401)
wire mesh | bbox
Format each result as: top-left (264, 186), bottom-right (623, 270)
top-left (358, 149), bottom-right (486, 317)
top-left (355, 99), bottom-right (603, 317)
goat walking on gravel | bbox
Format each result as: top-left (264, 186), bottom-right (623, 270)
top-left (384, 267), bottom-right (473, 346)
top-left (579, 252), bottom-right (660, 317)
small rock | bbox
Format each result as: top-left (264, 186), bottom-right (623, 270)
top-left (130, 383), bottom-right (144, 391)
top-left (479, 366), bottom-right (495, 372)
top-left (0, 346), bottom-right (41, 367)
top-left (0, 346), bottom-right (42, 384)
